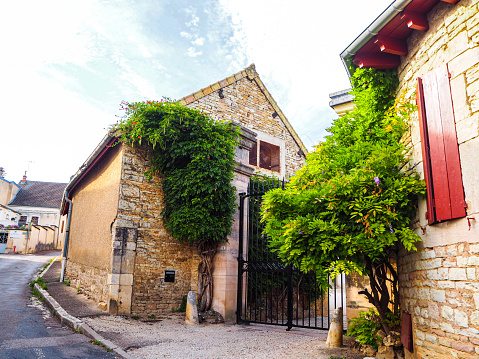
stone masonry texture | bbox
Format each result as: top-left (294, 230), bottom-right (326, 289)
top-left (396, 0), bottom-right (479, 358)
top-left (119, 144), bottom-right (200, 317)
top-left (182, 66), bottom-right (306, 179)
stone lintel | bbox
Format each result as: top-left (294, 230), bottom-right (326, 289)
top-left (234, 162), bottom-right (255, 177)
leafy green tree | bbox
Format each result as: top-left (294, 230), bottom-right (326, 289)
top-left (113, 99), bottom-right (239, 312)
top-left (261, 68), bottom-right (425, 334)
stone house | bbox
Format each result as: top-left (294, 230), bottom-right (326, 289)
top-left (340, 0), bottom-right (479, 357)
top-left (61, 65), bottom-right (307, 322)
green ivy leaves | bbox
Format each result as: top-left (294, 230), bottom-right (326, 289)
top-left (114, 100), bottom-right (239, 245)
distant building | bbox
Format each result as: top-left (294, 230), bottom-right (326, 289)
top-left (9, 176), bottom-right (67, 228)
top-left (329, 89), bottom-right (354, 116)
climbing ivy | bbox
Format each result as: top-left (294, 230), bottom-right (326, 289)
top-left (261, 68), bottom-right (426, 334)
top-left (113, 99), bottom-right (239, 311)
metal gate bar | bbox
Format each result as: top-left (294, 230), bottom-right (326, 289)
top-left (237, 178), bottom-right (343, 331)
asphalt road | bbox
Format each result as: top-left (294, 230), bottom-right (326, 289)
top-left (0, 251), bottom-right (119, 359)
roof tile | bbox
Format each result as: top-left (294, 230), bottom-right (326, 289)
top-left (9, 181), bottom-right (67, 209)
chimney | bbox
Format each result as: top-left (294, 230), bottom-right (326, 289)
top-left (0, 167), bottom-right (4, 178)
top-left (20, 172), bottom-right (27, 184)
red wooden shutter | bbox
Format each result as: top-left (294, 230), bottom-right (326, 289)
top-left (417, 64), bottom-right (466, 223)
top-left (417, 78), bottom-right (435, 224)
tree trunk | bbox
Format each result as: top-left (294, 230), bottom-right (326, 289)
top-left (197, 241), bottom-right (217, 312)
top-left (358, 257), bottom-right (398, 335)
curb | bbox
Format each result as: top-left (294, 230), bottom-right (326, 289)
top-left (33, 259), bottom-right (135, 359)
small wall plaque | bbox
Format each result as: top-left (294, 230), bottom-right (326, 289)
top-left (164, 270), bottom-right (175, 283)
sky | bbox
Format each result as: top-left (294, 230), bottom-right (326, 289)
top-left (1, 0), bottom-right (392, 184)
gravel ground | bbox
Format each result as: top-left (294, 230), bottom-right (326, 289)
top-left (84, 314), bottom-right (364, 359)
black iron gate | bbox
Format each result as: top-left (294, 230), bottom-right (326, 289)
top-left (236, 179), bottom-right (344, 330)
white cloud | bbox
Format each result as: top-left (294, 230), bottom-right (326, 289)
top-left (187, 47), bottom-right (203, 57)
top-left (192, 37), bottom-right (205, 46)
top-left (217, 0), bottom-right (391, 149)
top-left (180, 31), bottom-right (192, 39)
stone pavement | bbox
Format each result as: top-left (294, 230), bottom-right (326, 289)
top-left (40, 258), bottom-right (365, 359)
top-left (42, 259), bottom-right (107, 318)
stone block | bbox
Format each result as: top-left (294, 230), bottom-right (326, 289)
top-left (425, 258), bottom-right (443, 269)
top-left (443, 259), bottom-right (457, 267)
top-left (467, 256), bottom-right (479, 266)
top-left (185, 291), bottom-right (199, 325)
top-left (108, 273), bottom-right (120, 285)
top-left (121, 183), bottom-right (140, 198)
top-left (474, 293), bottom-right (479, 309)
top-left (423, 249), bottom-right (437, 259)
top-left (456, 255), bottom-right (468, 267)
top-left (441, 305), bottom-right (454, 321)
top-left (325, 307), bottom-right (343, 347)
top-left (434, 246), bottom-right (447, 258)
top-left (438, 337), bottom-right (452, 348)
top-left (446, 245), bottom-right (458, 257)
top-left (471, 311), bottom-right (479, 326)
top-left (440, 322), bottom-right (455, 334)
top-left (416, 330), bottom-right (426, 340)
top-left (465, 9), bottom-right (479, 31)
top-left (432, 289), bottom-right (446, 302)
top-left (118, 199), bottom-right (136, 211)
top-left (469, 243), bottom-right (479, 253)
top-left (446, 30), bottom-right (470, 60)
top-left (429, 302), bottom-right (440, 320)
top-left (466, 64), bottom-right (479, 84)
top-left (451, 340), bottom-right (475, 354)
top-left (467, 268), bottom-right (475, 279)
top-left (456, 115), bottom-right (479, 144)
top-left (376, 345), bottom-right (394, 359)
top-left (449, 47), bottom-right (479, 78)
top-left (425, 333), bottom-right (437, 344)
top-left (449, 268), bottom-right (467, 280)
top-left (455, 309), bottom-right (468, 327)
top-left (438, 268), bottom-right (449, 279)
top-left (119, 273), bottom-right (134, 286)
top-left (438, 281), bottom-right (455, 290)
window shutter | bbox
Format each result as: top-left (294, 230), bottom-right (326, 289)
top-left (417, 78), bottom-right (435, 224)
top-left (417, 64), bottom-right (466, 223)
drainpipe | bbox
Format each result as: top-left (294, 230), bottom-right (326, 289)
top-left (60, 191), bottom-right (73, 283)
top-left (24, 222), bottom-right (31, 255)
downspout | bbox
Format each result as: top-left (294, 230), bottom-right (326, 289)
top-left (60, 191), bottom-right (73, 283)
top-left (24, 222), bottom-right (30, 255)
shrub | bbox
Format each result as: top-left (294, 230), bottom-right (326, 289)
top-left (347, 308), bottom-right (382, 350)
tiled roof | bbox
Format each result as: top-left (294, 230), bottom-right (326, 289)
top-left (9, 181), bottom-right (67, 209)
top-left (179, 64), bottom-right (308, 156)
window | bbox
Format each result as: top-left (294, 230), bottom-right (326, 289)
top-left (31, 216), bottom-right (39, 225)
top-left (18, 216), bottom-right (27, 226)
top-left (417, 63), bottom-right (466, 224)
top-left (249, 140), bottom-right (281, 173)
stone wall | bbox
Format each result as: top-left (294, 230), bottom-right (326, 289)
top-left (396, 0), bottom-right (479, 357)
top-left (182, 67), bottom-right (305, 179)
top-left (117, 144), bottom-right (200, 317)
top-left (66, 260), bottom-right (109, 303)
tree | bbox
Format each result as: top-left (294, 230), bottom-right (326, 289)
top-left (261, 68), bottom-right (425, 334)
top-left (114, 99), bottom-right (239, 312)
